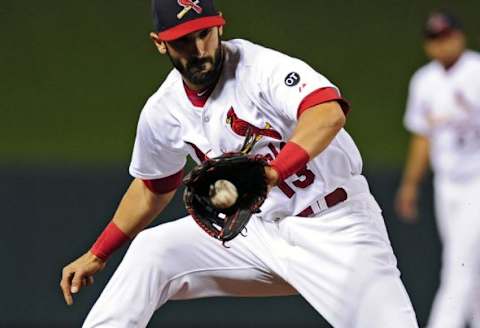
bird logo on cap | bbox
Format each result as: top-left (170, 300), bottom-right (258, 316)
top-left (177, 0), bottom-right (203, 19)
top-left (428, 14), bottom-right (449, 33)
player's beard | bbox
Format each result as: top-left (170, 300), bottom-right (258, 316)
top-left (167, 40), bottom-right (224, 88)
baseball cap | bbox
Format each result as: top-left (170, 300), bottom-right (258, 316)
top-left (152, 0), bottom-right (225, 41)
top-left (424, 10), bottom-right (462, 39)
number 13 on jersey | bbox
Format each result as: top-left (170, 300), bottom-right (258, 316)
top-left (264, 142), bottom-right (315, 198)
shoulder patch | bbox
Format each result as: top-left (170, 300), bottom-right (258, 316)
top-left (285, 72), bottom-right (300, 87)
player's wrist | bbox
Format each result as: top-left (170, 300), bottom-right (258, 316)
top-left (90, 221), bottom-right (131, 261)
top-left (87, 250), bottom-right (107, 263)
top-left (265, 166), bottom-right (280, 187)
top-left (270, 141), bottom-right (310, 181)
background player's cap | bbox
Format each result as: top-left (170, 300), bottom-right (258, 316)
top-left (423, 10), bottom-right (463, 39)
top-left (152, 0), bottom-right (225, 41)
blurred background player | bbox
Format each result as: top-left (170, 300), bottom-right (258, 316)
top-left (396, 10), bottom-right (480, 328)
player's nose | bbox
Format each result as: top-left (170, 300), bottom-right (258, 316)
top-left (192, 38), bottom-right (207, 57)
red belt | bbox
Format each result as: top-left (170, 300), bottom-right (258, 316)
top-left (297, 188), bottom-right (347, 217)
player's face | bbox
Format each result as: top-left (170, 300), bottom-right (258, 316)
top-left (424, 31), bottom-right (466, 67)
top-left (165, 27), bottom-right (223, 89)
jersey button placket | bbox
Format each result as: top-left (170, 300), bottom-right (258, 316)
top-left (202, 108), bottom-right (210, 123)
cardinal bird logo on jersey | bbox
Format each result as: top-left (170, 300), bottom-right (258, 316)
top-left (226, 107), bottom-right (282, 154)
top-left (177, 0), bottom-right (203, 19)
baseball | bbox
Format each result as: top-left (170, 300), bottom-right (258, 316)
top-left (209, 179), bottom-right (238, 209)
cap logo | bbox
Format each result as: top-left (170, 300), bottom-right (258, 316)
top-left (428, 14), bottom-right (448, 32)
top-left (177, 0), bottom-right (203, 19)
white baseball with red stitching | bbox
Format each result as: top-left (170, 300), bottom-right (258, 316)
top-left (210, 179), bottom-right (238, 209)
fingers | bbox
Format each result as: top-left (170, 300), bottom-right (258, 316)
top-left (60, 269), bottom-right (95, 306)
top-left (60, 252), bottom-right (105, 306)
top-left (395, 192), bottom-right (418, 223)
top-left (83, 276), bottom-right (94, 287)
top-left (397, 203), bottom-right (412, 220)
top-left (395, 187), bottom-right (409, 216)
top-left (60, 269), bottom-right (74, 306)
top-left (403, 205), bottom-right (418, 223)
top-left (71, 271), bottom-right (96, 291)
top-left (70, 271), bottom-right (84, 295)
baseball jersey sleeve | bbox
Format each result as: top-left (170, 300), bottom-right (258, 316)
top-left (404, 74), bottom-right (430, 136)
top-left (258, 50), bottom-right (348, 121)
top-left (129, 108), bottom-right (187, 180)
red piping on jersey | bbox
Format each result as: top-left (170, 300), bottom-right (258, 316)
top-left (297, 87), bottom-right (351, 119)
top-left (183, 82), bottom-right (214, 108)
top-left (186, 142), bottom-right (210, 163)
top-left (142, 168), bottom-right (184, 194)
top-left (227, 107), bottom-right (282, 140)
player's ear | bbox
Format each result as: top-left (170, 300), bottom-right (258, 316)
top-left (149, 32), bottom-right (167, 55)
top-left (218, 12), bottom-right (224, 36)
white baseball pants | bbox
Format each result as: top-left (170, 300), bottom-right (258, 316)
top-left (83, 193), bottom-right (418, 328)
top-left (427, 175), bottom-right (480, 328)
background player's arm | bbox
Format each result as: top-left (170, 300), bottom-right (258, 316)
top-left (265, 101), bottom-right (346, 185)
top-left (395, 134), bottom-right (430, 222)
top-left (60, 178), bottom-right (176, 305)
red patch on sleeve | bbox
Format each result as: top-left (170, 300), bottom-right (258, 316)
top-left (143, 169), bottom-right (184, 194)
top-left (297, 87), bottom-right (351, 119)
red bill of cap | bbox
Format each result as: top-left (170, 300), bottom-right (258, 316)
top-left (158, 15), bottom-right (225, 41)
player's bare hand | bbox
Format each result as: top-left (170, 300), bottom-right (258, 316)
top-left (60, 251), bottom-right (106, 306)
top-left (395, 183), bottom-right (419, 223)
top-left (264, 166), bottom-right (279, 191)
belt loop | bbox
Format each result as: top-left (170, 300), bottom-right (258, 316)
top-left (296, 187), bottom-right (348, 217)
top-left (314, 197), bottom-right (328, 213)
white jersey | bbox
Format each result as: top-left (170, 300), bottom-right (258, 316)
top-left (86, 40), bottom-right (418, 328)
top-left (129, 39), bottom-right (364, 221)
top-left (404, 50), bottom-right (480, 181)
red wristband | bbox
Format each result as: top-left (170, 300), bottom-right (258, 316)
top-left (270, 142), bottom-right (310, 181)
top-left (91, 222), bottom-right (130, 261)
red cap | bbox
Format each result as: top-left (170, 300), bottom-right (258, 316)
top-left (424, 11), bottom-right (462, 39)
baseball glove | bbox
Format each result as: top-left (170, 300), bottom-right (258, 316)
top-left (183, 153), bottom-right (268, 243)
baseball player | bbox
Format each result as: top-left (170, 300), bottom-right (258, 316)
top-left (60, 1), bottom-right (419, 327)
top-left (395, 10), bottom-right (480, 328)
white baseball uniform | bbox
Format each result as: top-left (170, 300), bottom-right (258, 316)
top-left (84, 39), bottom-right (418, 328)
top-left (404, 50), bottom-right (480, 328)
